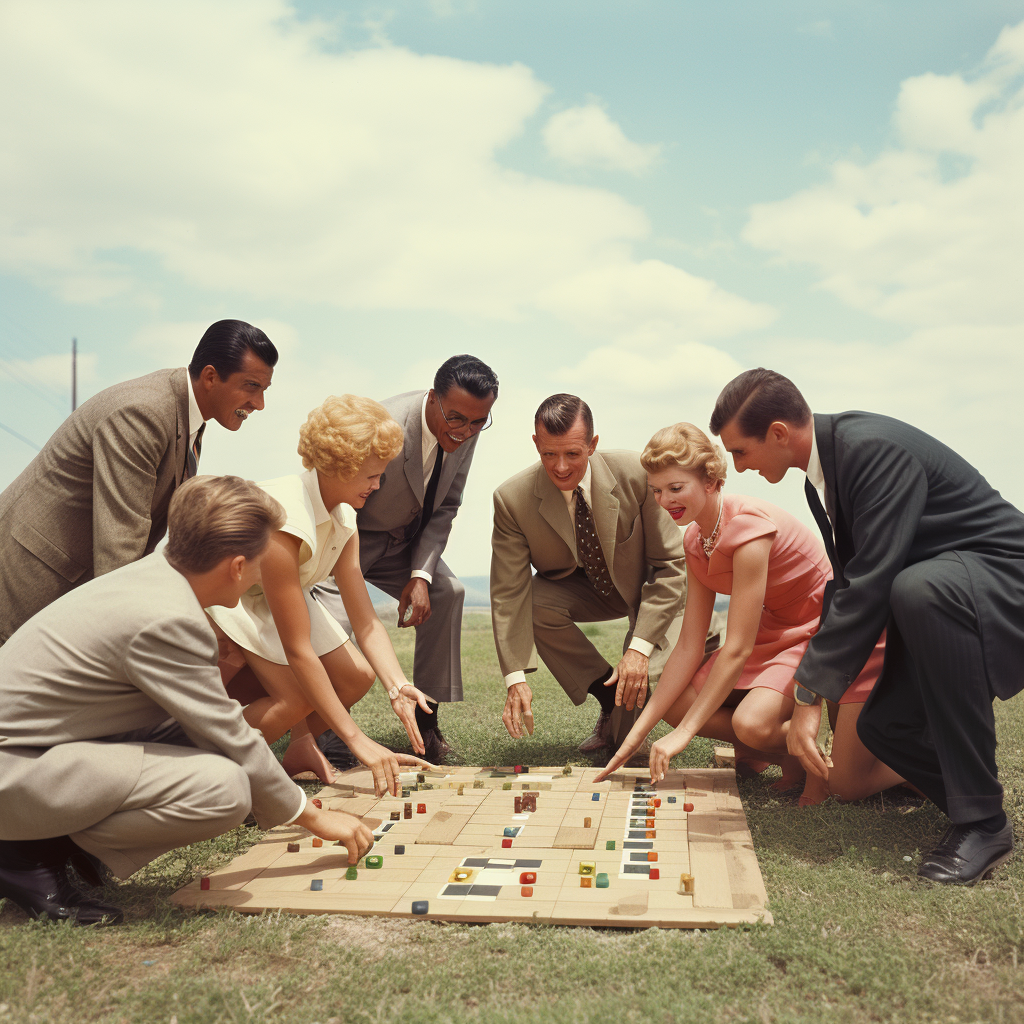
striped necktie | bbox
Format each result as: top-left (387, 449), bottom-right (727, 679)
top-left (574, 487), bottom-right (614, 597)
top-left (186, 423), bottom-right (205, 479)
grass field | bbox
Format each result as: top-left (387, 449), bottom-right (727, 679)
top-left (2, 614), bottom-right (1023, 1024)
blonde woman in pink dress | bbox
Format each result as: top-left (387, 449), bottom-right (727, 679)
top-left (598, 422), bottom-right (902, 805)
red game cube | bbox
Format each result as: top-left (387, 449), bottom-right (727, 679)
top-left (502, 838), bottom-right (513, 848)
top-left (514, 765), bottom-right (523, 774)
top-left (649, 868), bottom-right (660, 880)
top-left (683, 802), bottom-right (694, 812)
top-left (200, 876), bottom-right (210, 890)
top-left (417, 803), bottom-right (427, 813)
top-left (519, 871), bottom-right (536, 884)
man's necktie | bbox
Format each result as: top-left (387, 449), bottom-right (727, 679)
top-left (804, 476), bottom-right (839, 621)
top-left (185, 423), bottom-right (205, 480)
top-left (416, 446), bottom-right (443, 537)
top-left (574, 487), bottom-right (614, 597)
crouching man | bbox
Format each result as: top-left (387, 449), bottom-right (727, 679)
top-left (0, 475), bottom-right (375, 925)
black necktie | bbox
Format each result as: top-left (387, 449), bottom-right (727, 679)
top-left (574, 487), bottom-right (614, 597)
top-left (805, 477), bottom-right (840, 621)
top-left (185, 423), bottom-right (205, 479)
top-left (417, 446), bottom-right (443, 537)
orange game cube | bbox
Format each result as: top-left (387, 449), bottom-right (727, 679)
top-left (647, 852), bottom-right (658, 862)
top-left (580, 877), bottom-right (592, 888)
top-left (521, 886), bottom-right (533, 897)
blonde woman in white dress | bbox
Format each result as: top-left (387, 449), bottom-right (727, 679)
top-left (210, 395), bottom-right (434, 796)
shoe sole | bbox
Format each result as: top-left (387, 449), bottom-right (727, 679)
top-left (918, 848), bottom-right (1014, 886)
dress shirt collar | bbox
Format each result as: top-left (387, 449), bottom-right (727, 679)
top-left (187, 372), bottom-right (204, 442)
top-left (302, 467), bottom-right (332, 526)
top-left (561, 462), bottom-right (593, 508)
top-left (806, 418), bottom-right (824, 491)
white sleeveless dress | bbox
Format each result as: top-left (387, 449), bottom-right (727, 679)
top-left (208, 469), bottom-right (357, 665)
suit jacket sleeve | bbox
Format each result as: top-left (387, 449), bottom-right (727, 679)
top-left (410, 437), bottom-right (477, 579)
top-left (632, 486), bottom-right (687, 649)
top-left (91, 402), bottom-right (174, 577)
top-left (489, 487), bottom-right (537, 677)
top-left (123, 615), bottom-right (303, 827)
top-left (794, 435), bottom-right (927, 702)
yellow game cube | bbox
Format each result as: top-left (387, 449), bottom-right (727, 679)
top-left (578, 861), bottom-right (596, 876)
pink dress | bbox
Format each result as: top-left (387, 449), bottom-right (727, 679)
top-left (686, 493), bottom-right (882, 704)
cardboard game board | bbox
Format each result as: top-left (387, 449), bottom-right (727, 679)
top-left (172, 766), bottom-right (772, 929)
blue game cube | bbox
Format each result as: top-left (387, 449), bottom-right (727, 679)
top-left (592, 793), bottom-right (600, 801)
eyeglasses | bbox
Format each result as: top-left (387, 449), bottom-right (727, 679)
top-left (437, 398), bottom-right (493, 434)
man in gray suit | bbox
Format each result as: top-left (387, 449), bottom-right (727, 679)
top-left (316, 355), bottom-right (499, 762)
top-left (491, 395), bottom-right (690, 753)
top-left (712, 368), bottom-right (1022, 884)
top-left (0, 476), bottom-right (375, 925)
top-left (0, 319), bottom-right (277, 644)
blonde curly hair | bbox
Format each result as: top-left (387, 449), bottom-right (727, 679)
top-left (297, 395), bottom-right (403, 480)
top-left (641, 422), bottom-right (728, 490)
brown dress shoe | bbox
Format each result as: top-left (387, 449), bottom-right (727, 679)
top-left (422, 728), bottom-right (453, 763)
top-left (578, 709), bottom-right (613, 754)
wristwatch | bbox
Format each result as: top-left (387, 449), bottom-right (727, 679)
top-left (386, 684), bottom-right (402, 700)
top-left (793, 684), bottom-right (822, 707)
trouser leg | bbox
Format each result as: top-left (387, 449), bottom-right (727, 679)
top-left (69, 744), bottom-right (252, 879)
top-left (857, 555), bottom-right (1002, 823)
top-left (409, 561), bottom-right (465, 703)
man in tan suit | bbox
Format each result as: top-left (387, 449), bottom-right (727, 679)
top-left (0, 476), bottom-right (375, 925)
top-left (491, 394), bottom-right (688, 751)
top-left (0, 319), bottom-right (277, 644)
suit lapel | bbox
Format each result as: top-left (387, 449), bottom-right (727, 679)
top-left (402, 395), bottom-right (426, 503)
top-left (589, 454), bottom-right (621, 583)
top-left (535, 468), bottom-right (576, 554)
top-left (814, 413), bottom-right (852, 574)
top-left (172, 368), bottom-right (190, 485)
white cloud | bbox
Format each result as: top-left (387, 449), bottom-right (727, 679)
top-left (743, 20), bottom-right (1024, 331)
top-left (543, 103), bottom-right (660, 173)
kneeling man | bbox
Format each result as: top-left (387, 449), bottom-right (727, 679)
top-left (0, 475), bottom-right (375, 925)
top-left (491, 394), bottom-right (689, 751)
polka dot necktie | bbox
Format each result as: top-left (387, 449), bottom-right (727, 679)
top-left (185, 423), bottom-right (205, 479)
top-left (574, 487), bottom-right (614, 597)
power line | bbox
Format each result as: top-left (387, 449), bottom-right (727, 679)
top-left (0, 420), bottom-right (41, 452)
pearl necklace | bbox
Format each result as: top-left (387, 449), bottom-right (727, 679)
top-left (700, 496), bottom-right (724, 558)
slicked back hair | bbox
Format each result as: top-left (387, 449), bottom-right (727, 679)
top-left (188, 320), bottom-right (278, 382)
top-left (534, 394), bottom-right (593, 439)
top-left (433, 355), bottom-right (499, 400)
top-left (709, 368), bottom-right (811, 440)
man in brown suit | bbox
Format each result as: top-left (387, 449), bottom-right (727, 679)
top-left (0, 319), bottom-right (277, 644)
top-left (491, 394), bottom-right (689, 751)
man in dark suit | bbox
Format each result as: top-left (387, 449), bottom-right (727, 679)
top-left (314, 355), bottom-right (498, 762)
top-left (711, 368), bottom-right (1021, 884)
top-left (0, 320), bottom-right (277, 644)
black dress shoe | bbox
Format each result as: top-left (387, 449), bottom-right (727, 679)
top-left (67, 848), bottom-right (112, 889)
top-left (579, 709), bottom-right (613, 754)
top-left (917, 821), bottom-right (1014, 885)
top-left (315, 730), bottom-right (360, 771)
top-left (422, 728), bottom-right (453, 764)
top-left (0, 861), bottom-right (124, 925)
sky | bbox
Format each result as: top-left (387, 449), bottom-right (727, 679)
top-left (2, 1), bottom-right (1022, 577)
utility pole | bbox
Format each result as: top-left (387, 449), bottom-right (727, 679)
top-left (71, 337), bottom-right (77, 411)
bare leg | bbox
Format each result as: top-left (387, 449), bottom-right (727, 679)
top-left (828, 703), bottom-right (905, 802)
top-left (729, 687), bottom-right (808, 791)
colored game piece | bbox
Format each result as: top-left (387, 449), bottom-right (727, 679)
top-left (514, 765), bottom-right (523, 774)
top-left (366, 855), bottom-right (383, 869)
top-left (450, 868), bottom-right (472, 882)
top-left (458, 784), bottom-right (464, 795)
top-left (668, 796), bottom-right (677, 803)
top-left (647, 852), bottom-right (658, 862)
top-left (412, 901), bottom-right (428, 915)
top-left (199, 877), bottom-right (210, 890)
top-left (404, 808), bottom-right (412, 819)
top-left (287, 842), bottom-right (300, 853)
top-left (583, 817), bottom-right (591, 828)
top-left (562, 765), bottom-right (572, 775)
top-left (578, 861), bottom-right (595, 876)
top-left (684, 803), bottom-right (694, 812)
top-left (346, 866), bottom-right (358, 880)
top-left (605, 840), bottom-right (616, 850)
top-left (649, 868), bottom-right (660, 880)
top-left (580, 877), bottom-right (592, 888)
top-left (521, 886), bottom-right (533, 897)
top-left (678, 873), bottom-right (694, 894)
top-left (654, 799), bottom-right (661, 807)
top-left (592, 793), bottom-right (600, 801)
top-left (312, 798), bottom-right (322, 809)
top-left (596, 873), bottom-right (609, 888)
top-left (646, 818), bottom-right (655, 827)
top-left (503, 826), bottom-right (518, 837)
top-left (391, 811), bottom-right (400, 821)
top-left (473, 780), bottom-right (484, 788)
top-left (521, 766), bottom-right (530, 773)
top-left (646, 831), bottom-right (656, 839)
top-left (395, 845), bottom-right (405, 855)
top-left (502, 782), bottom-right (512, 790)
top-left (312, 837), bottom-right (323, 848)
top-left (519, 871), bottom-right (537, 884)
top-left (310, 879), bottom-right (323, 891)
top-left (502, 838), bottom-right (513, 848)
top-left (417, 803), bottom-right (426, 814)
top-left (417, 773), bottom-right (425, 783)
top-left (514, 796), bottom-right (522, 813)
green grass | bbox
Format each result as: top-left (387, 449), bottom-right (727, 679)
top-left (2, 614), bottom-right (1023, 1024)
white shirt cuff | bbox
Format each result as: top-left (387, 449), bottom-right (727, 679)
top-left (410, 570), bottom-right (433, 584)
top-left (504, 670), bottom-right (527, 689)
top-left (281, 789), bottom-right (307, 825)
top-left (628, 637), bottom-right (655, 658)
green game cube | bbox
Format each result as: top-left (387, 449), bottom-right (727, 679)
top-left (366, 855), bottom-right (383, 869)
top-left (596, 873), bottom-right (609, 888)
top-left (502, 782), bottom-right (512, 790)
top-left (605, 840), bottom-right (616, 850)
top-left (345, 866), bottom-right (358, 880)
